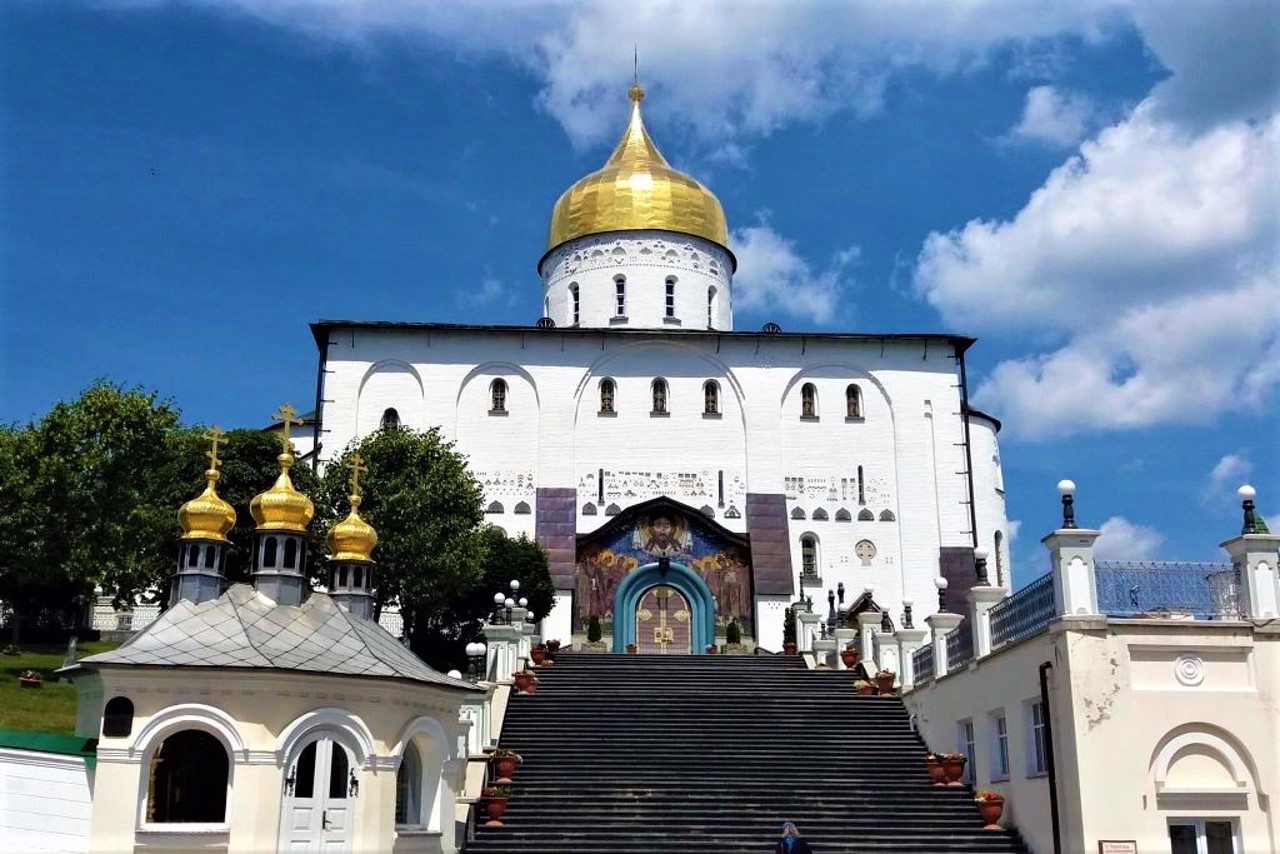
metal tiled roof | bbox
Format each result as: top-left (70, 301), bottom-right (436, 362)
top-left (71, 584), bottom-right (480, 691)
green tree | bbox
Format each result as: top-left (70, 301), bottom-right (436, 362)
top-left (473, 526), bottom-right (556, 626)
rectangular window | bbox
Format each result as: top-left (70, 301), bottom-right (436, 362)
top-left (615, 279), bottom-right (626, 316)
top-left (1169, 819), bottom-right (1237, 854)
top-left (990, 711), bottom-right (1009, 780)
top-left (959, 719), bottom-right (976, 784)
top-left (1027, 699), bottom-right (1047, 775)
top-left (665, 280), bottom-right (676, 317)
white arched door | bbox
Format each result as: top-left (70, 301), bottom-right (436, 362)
top-left (280, 737), bottom-right (357, 852)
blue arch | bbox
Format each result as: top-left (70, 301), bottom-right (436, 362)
top-left (612, 562), bottom-right (716, 654)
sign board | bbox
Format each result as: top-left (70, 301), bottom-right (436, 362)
top-left (1098, 843), bottom-right (1138, 854)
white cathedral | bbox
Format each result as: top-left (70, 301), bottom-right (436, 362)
top-left (308, 83), bottom-right (1010, 652)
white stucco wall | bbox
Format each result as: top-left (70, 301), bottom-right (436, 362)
top-left (968, 414), bottom-right (1011, 587)
top-left (0, 747), bottom-right (92, 853)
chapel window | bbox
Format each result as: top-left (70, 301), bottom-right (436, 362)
top-left (396, 742), bottom-right (423, 826)
top-left (707, 287), bottom-right (716, 327)
top-left (188, 544), bottom-right (200, 567)
top-left (614, 276), bottom-right (626, 317)
top-left (490, 379), bottom-right (507, 413)
top-left (846, 384), bottom-right (863, 419)
top-left (263, 537), bottom-right (278, 568)
top-left (204, 545), bottom-right (216, 569)
top-left (703, 381), bottom-right (720, 415)
top-left (801, 535), bottom-right (818, 577)
top-left (283, 538), bottom-right (297, 570)
top-left (599, 378), bottom-right (616, 414)
top-left (651, 379), bottom-right (668, 415)
top-left (801, 383), bottom-right (817, 419)
top-left (102, 696), bottom-right (134, 738)
top-left (570, 283), bottom-right (580, 326)
top-left (665, 277), bottom-right (677, 318)
top-left (381, 408), bottom-right (400, 429)
top-left (147, 729), bottom-right (229, 823)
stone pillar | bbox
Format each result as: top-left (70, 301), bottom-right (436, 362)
top-left (1221, 486), bottom-right (1280, 619)
top-left (812, 637), bottom-right (837, 669)
top-left (797, 611), bottom-right (821, 653)
top-left (895, 628), bottom-right (928, 689)
top-left (925, 612), bottom-right (963, 677)
top-left (967, 585), bottom-right (1009, 658)
top-left (856, 612), bottom-right (881, 669)
top-left (1044, 530), bottom-right (1101, 617)
top-left (832, 627), bottom-right (858, 670)
top-left (874, 631), bottom-right (899, 678)
top-left (485, 624), bottom-right (521, 683)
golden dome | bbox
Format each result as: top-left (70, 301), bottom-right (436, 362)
top-left (250, 452), bottom-right (315, 533)
top-left (545, 84), bottom-right (730, 260)
top-left (327, 493), bottom-right (378, 563)
top-left (179, 469), bottom-right (236, 542)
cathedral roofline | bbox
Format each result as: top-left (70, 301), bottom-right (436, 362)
top-left (310, 320), bottom-right (976, 354)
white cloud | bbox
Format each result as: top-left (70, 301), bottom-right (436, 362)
top-left (1267, 514), bottom-right (1280, 534)
top-left (457, 276), bottom-right (511, 309)
top-left (1202, 452), bottom-right (1254, 505)
top-left (729, 222), bottom-right (857, 324)
top-left (1094, 516), bottom-right (1164, 561)
top-left (1005, 519), bottom-right (1022, 542)
top-left (1007, 85), bottom-right (1093, 146)
top-left (916, 110), bottom-right (1280, 437)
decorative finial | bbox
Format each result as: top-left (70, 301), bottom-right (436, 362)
top-left (902, 598), bottom-right (914, 630)
top-left (203, 425), bottom-right (228, 483)
top-left (1239, 484), bottom-right (1258, 534)
top-left (272, 403), bottom-right (304, 465)
top-left (1057, 479), bottom-right (1077, 529)
top-left (346, 452), bottom-right (368, 502)
top-left (974, 546), bottom-right (990, 586)
top-left (934, 576), bottom-right (949, 612)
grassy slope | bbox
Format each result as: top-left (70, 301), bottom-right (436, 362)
top-left (0, 641), bottom-right (120, 734)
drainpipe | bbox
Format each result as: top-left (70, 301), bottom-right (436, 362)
top-left (311, 330), bottom-right (329, 476)
top-left (955, 344), bottom-right (980, 549)
top-left (1039, 661), bottom-right (1062, 854)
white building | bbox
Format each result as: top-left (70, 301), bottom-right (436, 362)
top-left (308, 83), bottom-right (1010, 652)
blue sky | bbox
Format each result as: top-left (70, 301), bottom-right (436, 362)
top-left (2, 1), bottom-right (1276, 583)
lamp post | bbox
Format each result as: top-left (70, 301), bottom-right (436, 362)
top-left (465, 641), bottom-right (487, 683)
top-left (1239, 484), bottom-right (1258, 534)
top-left (901, 598), bottom-right (914, 629)
top-left (934, 576), bottom-right (949, 613)
top-left (492, 592), bottom-right (506, 624)
top-left (504, 597), bottom-right (515, 625)
top-left (1058, 479), bottom-right (1077, 529)
top-left (974, 546), bottom-right (990, 586)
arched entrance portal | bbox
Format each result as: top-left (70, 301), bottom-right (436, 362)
top-left (612, 561), bottom-right (716, 654)
top-left (635, 586), bottom-right (692, 654)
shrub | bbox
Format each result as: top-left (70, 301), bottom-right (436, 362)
top-left (974, 790), bottom-right (1003, 802)
top-left (586, 615), bottom-right (602, 643)
top-left (483, 785), bottom-right (512, 799)
top-left (782, 607), bottom-right (797, 643)
top-left (726, 619), bottom-right (742, 645)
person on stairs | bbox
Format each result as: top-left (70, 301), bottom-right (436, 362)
top-left (776, 821), bottom-right (814, 853)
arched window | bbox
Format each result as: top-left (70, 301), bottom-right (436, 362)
top-left (879, 509), bottom-right (896, 522)
top-left (614, 276), bottom-right (626, 317)
top-left (353, 565), bottom-right (363, 589)
top-left (187, 544), bottom-right (200, 567)
top-left (490, 379), bottom-right (507, 413)
top-left (791, 507), bottom-right (806, 520)
top-left (812, 508), bottom-right (829, 521)
top-left (858, 509), bottom-right (875, 522)
top-left (542, 295), bottom-right (549, 317)
top-left (570, 283), bottom-right (580, 326)
top-left (147, 730), bottom-right (229, 823)
top-left (651, 379), bottom-right (668, 415)
top-left (846, 384), bottom-right (863, 419)
top-left (102, 696), bottom-right (134, 738)
top-left (263, 537), bottom-right (278, 568)
top-left (339, 565), bottom-right (349, 588)
top-left (801, 383), bottom-right (817, 419)
top-left (994, 531), bottom-right (1005, 587)
top-left (486, 501), bottom-right (504, 514)
top-left (707, 286), bottom-right (717, 327)
top-left (283, 538), bottom-right (298, 570)
top-left (857, 465), bottom-right (865, 505)
top-left (396, 742), bottom-right (423, 826)
top-left (703, 381), bottom-right (720, 415)
top-left (800, 535), bottom-right (818, 577)
top-left (514, 501), bottom-right (531, 515)
top-left (835, 508), bottom-right (852, 522)
top-left (599, 378), bottom-right (616, 414)
top-left (665, 277), bottom-right (677, 318)
top-left (381, 408), bottom-right (400, 429)
top-left (204, 545), bottom-right (216, 569)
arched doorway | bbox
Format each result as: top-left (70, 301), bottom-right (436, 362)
top-left (635, 586), bottom-right (692, 654)
top-left (279, 737), bottom-right (357, 851)
top-left (612, 561), bottom-right (716, 654)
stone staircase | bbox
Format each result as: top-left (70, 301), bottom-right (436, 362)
top-left (467, 654), bottom-right (1027, 853)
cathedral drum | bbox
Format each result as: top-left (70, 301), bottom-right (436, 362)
top-left (635, 585), bottom-right (692, 654)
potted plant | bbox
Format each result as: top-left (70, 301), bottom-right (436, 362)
top-left (725, 619), bottom-right (743, 653)
top-left (852, 679), bottom-right (875, 696)
top-left (974, 790), bottom-right (1005, 829)
top-left (490, 749), bottom-right (522, 783)
top-left (584, 615), bottom-right (606, 652)
top-left (545, 639), bottom-right (561, 660)
top-left (2, 644), bottom-right (20, 656)
top-left (874, 668), bottom-right (896, 696)
top-left (530, 643), bottom-right (548, 667)
top-left (705, 643), bottom-right (717, 655)
top-left (482, 784), bottom-right (511, 826)
top-left (18, 670), bottom-right (42, 688)
top-left (924, 752), bottom-right (948, 785)
top-left (626, 642), bottom-right (638, 655)
top-left (840, 643), bottom-right (859, 669)
top-left (511, 669), bottom-right (539, 694)
top-left (940, 750), bottom-right (967, 786)
top-left (782, 606), bottom-right (798, 655)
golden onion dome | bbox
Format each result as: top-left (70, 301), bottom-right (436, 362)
top-left (179, 468), bottom-right (236, 542)
top-left (249, 452), bottom-right (315, 533)
top-left (327, 493), bottom-right (378, 563)
top-left (545, 84), bottom-right (731, 262)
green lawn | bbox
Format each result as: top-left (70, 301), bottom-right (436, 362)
top-left (0, 640), bottom-right (120, 734)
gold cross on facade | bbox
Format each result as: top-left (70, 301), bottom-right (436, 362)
top-left (271, 403), bottom-right (304, 453)
top-left (346, 452), bottom-right (368, 498)
top-left (203, 425), bottom-right (228, 472)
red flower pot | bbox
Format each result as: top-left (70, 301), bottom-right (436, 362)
top-left (978, 797), bottom-right (1005, 830)
top-left (783, 642), bottom-right (797, 655)
top-left (493, 755), bottom-right (518, 783)
top-left (855, 683), bottom-right (876, 695)
top-left (840, 647), bottom-right (859, 668)
top-left (626, 643), bottom-right (638, 655)
top-left (18, 677), bottom-right (41, 689)
top-left (530, 645), bottom-right (547, 666)
top-left (875, 674), bottom-right (896, 696)
top-left (512, 671), bottom-right (537, 694)
top-left (484, 796), bottom-right (508, 827)
top-left (925, 756), bottom-right (948, 786)
top-left (942, 755), bottom-right (967, 786)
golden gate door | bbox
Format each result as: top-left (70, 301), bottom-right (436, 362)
top-left (635, 586), bottom-right (692, 654)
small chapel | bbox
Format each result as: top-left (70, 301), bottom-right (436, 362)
top-left (63, 415), bottom-right (479, 853)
